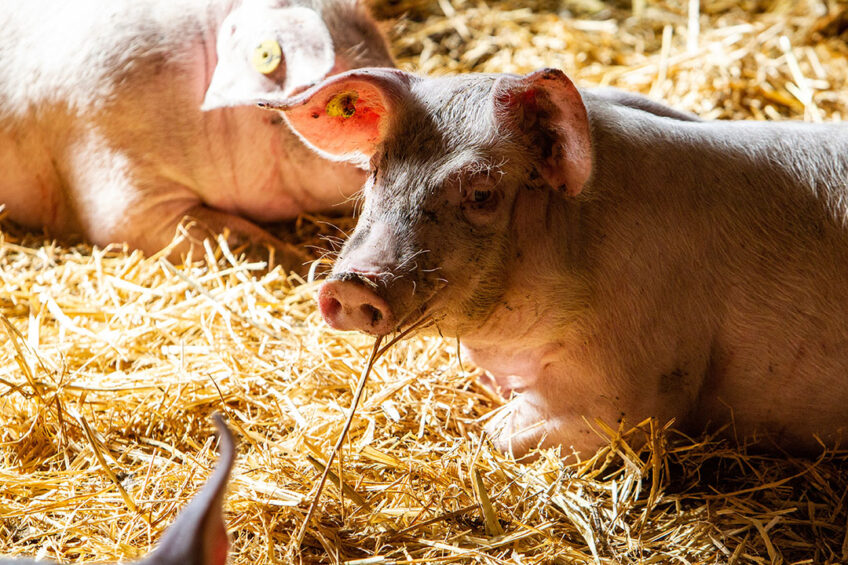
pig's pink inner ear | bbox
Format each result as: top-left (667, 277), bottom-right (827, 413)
top-left (283, 80), bottom-right (389, 161)
top-left (205, 513), bottom-right (229, 565)
top-left (495, 69), bottom-right (592, 197)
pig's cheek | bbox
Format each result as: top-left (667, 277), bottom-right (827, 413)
top-left (462, 210), bottom-right (496, 227)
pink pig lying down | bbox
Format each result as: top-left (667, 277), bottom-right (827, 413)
top-left (260, 67), bottom-right (848, 458)
top-left (0, 0), bottom-right (392, 272)
top-left (0, 414), bottom-right (236, 565)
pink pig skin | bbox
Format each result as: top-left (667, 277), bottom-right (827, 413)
top-left (0, 0), bottom-right (392, 272)
top-left (267, 67), bottom-right (848, 459)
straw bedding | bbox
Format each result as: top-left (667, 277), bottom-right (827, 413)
top-left (1, 0), bottom-right (847, 563)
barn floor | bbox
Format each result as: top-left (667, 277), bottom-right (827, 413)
top-left (1, 0), bottom-right (847, 563)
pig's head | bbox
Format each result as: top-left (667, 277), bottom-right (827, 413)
top-left (260, 68), bottom-right (592, 337)
top-left (202, 0), bottom-right (393, 111)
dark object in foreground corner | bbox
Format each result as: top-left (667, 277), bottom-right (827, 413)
top-left (0, 414), bottom-right (236, 565)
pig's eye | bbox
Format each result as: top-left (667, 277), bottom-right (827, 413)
top-left (463, 187), bottom-right (499, 209)
top-left (461, 183), bottom-right (501, 220)
top-left (455, 173), bottom-right (501, 224)
top-left (472, 190), bottom-right (492, 203)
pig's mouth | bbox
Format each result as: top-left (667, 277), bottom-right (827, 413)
top-left (392, 287), bottom-right (447, 334)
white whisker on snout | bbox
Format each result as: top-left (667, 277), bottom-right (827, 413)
top-left (395, 248), bottom-right (431, 273)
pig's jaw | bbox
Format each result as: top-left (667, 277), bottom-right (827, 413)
top-left (448, 259), bottom-right (603, 457)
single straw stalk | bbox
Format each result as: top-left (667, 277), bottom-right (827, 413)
top-left (292, 313), bottom-right (434, 552)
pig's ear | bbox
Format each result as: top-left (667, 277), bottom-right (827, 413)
top-left (201, 6), bottom-right (334, 111)
top-left (259, 69), bottom-right (409, 167)
top-left (493, 69), bottom-right (592, 197)
top-left (143, 414), bottom-right (236, 565)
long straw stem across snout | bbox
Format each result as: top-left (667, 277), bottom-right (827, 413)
top-left (290, 311), bottom-right (436, 553)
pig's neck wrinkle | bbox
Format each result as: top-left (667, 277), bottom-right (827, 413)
top-left (196, 107), bottom-right (363, 220)
top-left (462, 341), bottom-right (556, 390)
top-left (197, 109), bottom-right (291, 219)
top-left (190, 0), bottom-right (364, 220)
top-left (188, 1), bottom-right (263, 211)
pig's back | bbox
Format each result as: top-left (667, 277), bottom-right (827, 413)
top-left (0, 0), bottom-right (229, 116)
top-left (586, 98), bottom-right (848, 231)
top-left (696, 118), bottom-right (848, 222)
top-left (0, 0), bottom-right (230, 232)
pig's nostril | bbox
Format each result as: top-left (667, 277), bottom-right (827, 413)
top-left (321, 296), bottom-right (342, 319)
top-left (318, 279), bottom-right (395, 335)
top-left (361, 304), bottom-right (383, 325)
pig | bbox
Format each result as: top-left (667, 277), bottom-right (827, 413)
top-left (0, 413), bottom-right (236, 565)
top-left (260, 67), bottom-right (848, 458)
top-left (0, 0), bottom-right (392, 272)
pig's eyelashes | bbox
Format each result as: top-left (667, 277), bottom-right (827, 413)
top-left (472, 190), bottom-right (493, 203)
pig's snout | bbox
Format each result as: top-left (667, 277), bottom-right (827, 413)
top-left (318, 278), bottom-right (396, 335)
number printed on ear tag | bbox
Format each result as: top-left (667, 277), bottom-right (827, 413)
top-left (326, 92), bottom-right (359, 118)
top-left (252, 40), bottom-right (282, 74)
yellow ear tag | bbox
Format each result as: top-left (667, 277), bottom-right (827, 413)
top-left (326, 92), bottom-right (359, 119)
top-left (252, 40), bottom-right (282, 74)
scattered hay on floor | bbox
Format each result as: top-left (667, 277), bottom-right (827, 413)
top-left (382, 0), bottom-right (848, 120)
top-left (2, 0), bottom-right (848, 564)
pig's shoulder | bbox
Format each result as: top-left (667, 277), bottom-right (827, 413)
top-left (583, 92), bottom-right (848, 153)
top-left (582, 88), bottom-right (701, 123)
top-left (581, 91), bottom-right (697, 150)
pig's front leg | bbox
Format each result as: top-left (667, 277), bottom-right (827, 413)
top-left (177, 204), bottom-right (312, 273)
top-left (483, 386), bottom-right (611, 459)
top-left (65, 135), bottom-right (310, 273)
top-left (89, 195), bottom-right (310, 273)
top-left (468, 346), bottom-right (611, 457)
top-left (480, 362), bottom-right (686, 460)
